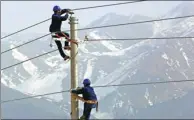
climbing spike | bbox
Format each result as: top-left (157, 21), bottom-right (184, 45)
top-left (84, 35), bottom-right (89, 41)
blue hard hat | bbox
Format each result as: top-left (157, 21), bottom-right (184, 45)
top-left (53, 5), bottom-right (61, 12)
top-left (83, 78), bottom-right (91, 85)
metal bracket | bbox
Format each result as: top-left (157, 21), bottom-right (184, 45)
top-left (68, 10), bottom-right (74, 17)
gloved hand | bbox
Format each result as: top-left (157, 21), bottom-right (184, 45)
top-left (70, 87), bottom-right (82, 93)
top-left (76, 87), bottom-right (82, 90)
top-left (70, 88), bottom-right (76, 92)
top-left (67, 9), bottom-right (74, 14)
top-left (66, 9), bottom-right (71, 12)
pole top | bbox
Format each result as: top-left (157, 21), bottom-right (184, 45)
top-left (69, 16), bottom-right (78, 24)
top-left (68, 11), bottom-right (78, 24)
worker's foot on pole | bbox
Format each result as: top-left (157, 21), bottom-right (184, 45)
top-left (64, 46), bottom-right (71, 50)
top-left (79, 115), bottom-right (85, 120)
top-left (68, 39), bottom-right (78, 46)
top-left (63, 55), bottom-right (70, 61)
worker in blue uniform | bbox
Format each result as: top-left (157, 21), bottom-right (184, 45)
top-left (71, 79), bottom-right (98, 120)
top-left (49, 5), bottom-right (72, 61)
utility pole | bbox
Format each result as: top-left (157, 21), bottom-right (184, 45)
top-left (69, 13), bottom-right (79, 119)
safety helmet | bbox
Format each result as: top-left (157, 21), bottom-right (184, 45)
top-left (53, 5), bottom-right (61, 12)
top-left (83, 78), bottom-right (91, 85)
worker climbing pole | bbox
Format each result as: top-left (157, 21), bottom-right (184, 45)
top-left (49, 5), bottom-right (98, 119)
top-left (71, 79), bottom-right (98, 120)
top-left (49, 5), bottom-right (78, 61)
top-left (69, 10), bottom-right (79, 119)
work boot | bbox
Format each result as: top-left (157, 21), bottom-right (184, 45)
top-left (79, 115), bottom-right (85, 120)
top-left (64, 55), bottom-right (70, 61)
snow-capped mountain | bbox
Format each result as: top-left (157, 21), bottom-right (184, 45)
top-left (1, 1), bottom-right (194, 119)
top-left (131, 89), bottom-right (194, 119)
top-left (1, 83), bottom-right (69, 119)
top-left (79, 12), bottom-right (154, 48)
top-left (157, 1), bottom-right (194, 31)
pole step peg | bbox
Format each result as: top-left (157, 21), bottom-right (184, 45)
top-left (64, 46), bottom-right (71, 50)
top-left (68, 39), bottom-right (78, 46)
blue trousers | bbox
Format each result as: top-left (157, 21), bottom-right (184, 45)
top-left (82, 103), bottom-right (94, 120)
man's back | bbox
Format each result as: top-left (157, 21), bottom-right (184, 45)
top-left (49, 14), bottom-right (62, 32)
top-left (49, 11), bottom-right (69, 32)
top-left (83, 86), bottom-right (97, 101)
top-left (70, 79), bottom-right (98, 119)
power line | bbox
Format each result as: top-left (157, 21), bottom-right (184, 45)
top-left (85, 36), bottom-right (194, 41)
top-left (1, 89), bottom-right (70, 104)
top-left (77, 14), bottom-right (194, 31)
top-left (72, 0), bottom-right (145, 11)
top-left (1, 1), bottom-right (145, 39)
top-left (1, 79), bottom-right (194, 103)
top-left (1, 19), bottom-right (51, 40)
top-left (2, 14), bottom-right (194, 54)
top-left (1, 46), bottom-right (79, 71)
top-left (94, 79), bottom-right (194, 88)
top-left (1, 50), bottom-right (58, 70)
top-left (1, 33), bottom-right (50, 54)
top-left (1, 36), bottom-right (193, 71)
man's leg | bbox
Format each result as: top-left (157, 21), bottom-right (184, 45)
top-left (80, 115), bottom-right (85, 120)
top-left (80, 105), bottom-right (86, 120)
top-left (61, 32), bottom-right (78, 46)
top-left (55, 41), bottom-right (69, 60)
top-left (83, 107), bottom-right (92, 120)
top-left (63, 32), bottom-right (71, 50)
top-left (57, 32), bottom-right (71, 50)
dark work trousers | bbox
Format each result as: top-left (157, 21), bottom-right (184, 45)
top-left (55, 32), bottom-right (70, 46)
top-left (54, 32), bottom-right (70, 58)
top-left (83, 103), bottom-right (93, 120)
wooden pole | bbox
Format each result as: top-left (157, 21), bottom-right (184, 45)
top-left (69, 14), bottom-right (79, 119)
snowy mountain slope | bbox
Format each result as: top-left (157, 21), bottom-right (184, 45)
top-left (1, 1), bottom-right (194, 119)
top-left (78, 12), bottom-right (154, 49)
top-left (132, 89), bottom-right (194, 119)
top-left (1, 84), bottom-right (69, 119)
top-left (94, 37), bottom-right (194, 117)
top-left (96, 12), bottom-right (194, 119)
top-left (158, 1), bottom-right (194, 30)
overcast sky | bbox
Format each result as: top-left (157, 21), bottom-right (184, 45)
top-left (1, 1), bottom-right (181, 34)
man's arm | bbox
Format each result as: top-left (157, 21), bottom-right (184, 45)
top-left (71, 87), bottom-right (84, 94)
top-left (61, 14), bottom-right (69, 21)
top-left (52, 14), bottom-right (69, 21)
top-left (60, 9), bottom-right (71, 15)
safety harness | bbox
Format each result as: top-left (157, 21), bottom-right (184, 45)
top-left (50, 32), bottom-right (78, 47)
top-left (72, 93), bottom-right (99, 112)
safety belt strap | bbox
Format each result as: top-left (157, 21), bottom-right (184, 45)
top-left (72, 94), bottom-right (98, 112)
